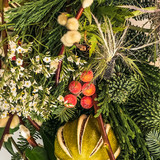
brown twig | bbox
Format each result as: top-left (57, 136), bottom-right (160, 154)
top-left (27, 116), bottom-right (40, 131)
top-left (0, 114), bottom-right (14, 149)
top-left (55, 6), bottom-right (84, 85)
top-left (92, 94), bottom-right (115, 160)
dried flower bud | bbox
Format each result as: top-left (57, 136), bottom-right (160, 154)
top-left (66, 18), bottom-right (79, 31)
top-left (82, 0), bottom-right (94, 8)
top-left (57, 12), bottom-right (68, 26)
top-left (19, 125), bottom-right (30, 139)
top-left (61, 35), bottom-right (74, 47)
top-left (10, 115), bottom-right (20, 129)
top-left (64, 31), bottom-right (81, 44)
top-left (0, 116), bottom-right (9, 128)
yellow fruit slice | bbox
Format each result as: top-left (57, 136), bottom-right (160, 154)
top-left (54, 114), bottom-right (120, 160)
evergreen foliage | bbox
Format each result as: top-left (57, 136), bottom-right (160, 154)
top-left (1, 0), bottom-right (160, 159)
top-left (146, 130), bottom-right (160, 159)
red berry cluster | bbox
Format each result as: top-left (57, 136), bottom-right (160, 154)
top-left (64, 70), bottom-right (96, 109)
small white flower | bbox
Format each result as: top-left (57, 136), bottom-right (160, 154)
top-left (20, 66), bottom-right (24, 71)
top-left (57, 95), bottom-right (64, 102)
top-left (38, 86), bottom-right (43, 90)
top-left (43, 57), bottom-right (51, 63)
top-left (1, 111), bottom-right (8, 118)
top-left (33, 102), bottom-right (37, 107)
top-left (9, 41), bottom-right (17, 50)
top-left (16, 46), bottom-right (24, 53)
top-left (36, 65), bottom-right (42, 73)
top-left (11, 87), bottom-right (17, 93)
top-left (50, 59), bottom-right (59, 69)
top-left (2, 104), bottom-right (9, 110)
top-left (76, 57), bottom-right (81, 65)
top-left (9, 50), bottom-right (16, 59)
top-left (16, 58), bottom-right (23, 66)
top-left (67, 56), bottom-right (73, 63)
top-left (10, 106), bottom-right (16, 113)
top-left (11, 68), bottom-right (15, 73)
top-left (0, 69), bottom-right (4, 77)
top-left (36, 55), bottom-right (40, 62)
top-left (24, 81), bottom-right (31, 88)
top-left (33, 89), bottom-right (38, 93)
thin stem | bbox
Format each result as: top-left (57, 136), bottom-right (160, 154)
top-left (55, 6), bottom-right (84, 85)
top-left (92, 94), bottom-right (115, 160)
top-left (27, 116), bottom-right (40, 131)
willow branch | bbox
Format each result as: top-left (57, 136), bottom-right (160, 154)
top-left (92, 94), bottom-right (115, 160)
top-left (27, 116), bottom-right (40, 131)
top-left (55, 6), bottom-right (84, 85)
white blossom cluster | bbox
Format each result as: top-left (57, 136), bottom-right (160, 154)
top-left (0, 38), bottom-right (61, 120)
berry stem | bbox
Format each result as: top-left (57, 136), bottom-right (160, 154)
top-left (92, 94), bottom-right (116, 160)
top-left (55, 6), bottom-right (84, 85)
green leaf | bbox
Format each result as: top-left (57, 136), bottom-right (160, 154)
top-left (25, 146), bottom-right (49, 160)
top-left (4, 138), bottom-right (15, 156)
top-left (0, 128), bottom-right (5, 140)
top-left (40, 129), bottom-right (57, 160)
top-left (83, 7), bottom-right (92, 24)
top-left (88, 35), bottom-right (98, 57)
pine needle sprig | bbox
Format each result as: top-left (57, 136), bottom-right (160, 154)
top-left (146, 130), bottom-right (160, 159)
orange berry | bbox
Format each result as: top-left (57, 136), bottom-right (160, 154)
top-left (81, 96), bottom-right (93, 109)
top-left (82, 83), bottom-right (96, 96)
top-left (64, 94), bottom-right (77, 108)
top-left (80, 70), bottom-right (93, 82)
top-left (69, 81), bottom-right (82, 95)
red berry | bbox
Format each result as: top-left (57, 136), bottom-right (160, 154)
top-left (69, 81), bottom-right (82, 95)
top-left (80, 70), bottom-right (93, 82)
top-left (64, 94), bottom-right (77, 108)
top-left (82, 83), bottom-right (96, 96)
top-left (81, 96), bottom-right (93, 109)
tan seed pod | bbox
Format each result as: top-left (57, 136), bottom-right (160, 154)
top-left (66, 18), bottom-right (79, 31)
top-left (64, 31), bottom-right (81, 44)
top-left (61, 35), bottom-right (74, 47)
top-left (10, 115), bottom-right (20, 129)
top-left (82, 0), bottom-right (94, 8)
top-left (57, 12), bottom-right (68, 26)
top-left (0, 116), bottom-right (9, 128)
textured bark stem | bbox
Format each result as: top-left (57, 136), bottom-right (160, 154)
top-left (55, 45), bottom-right (65, 85)
top-left (55, 6), bottom-right (84, 85)
top-left (27, 136), bottom-right (38, 147)
top-left (27, 116), bottom-right (40, 131)
top-left (0, 114), bottom-right (14, 149)
top-left (75, 6), bottom-right (84, 20)
top-left (92, 94), bottom-right (116, 160)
